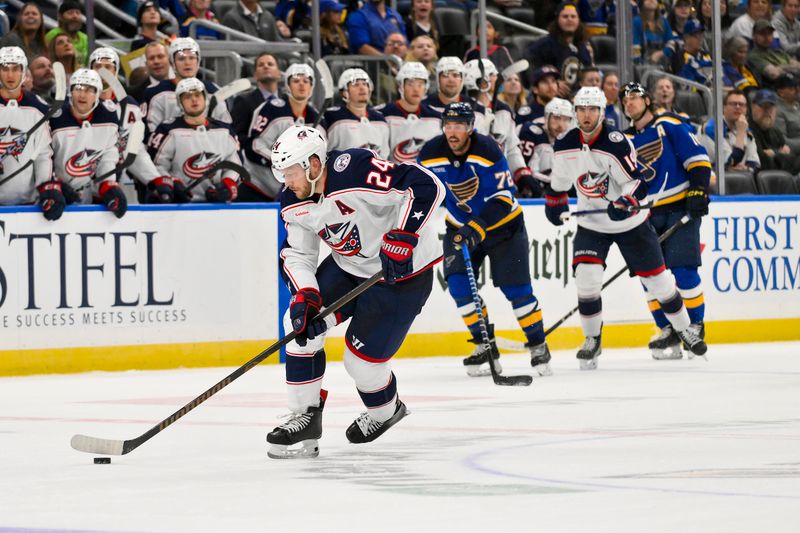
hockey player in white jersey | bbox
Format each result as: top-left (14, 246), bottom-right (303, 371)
top-left (142, 38), bottom-right (231, 134)
top-left (147, 77), bottom-right (241, 203)
top-left (517, 97), bottom-right (574, 196)
top-left (50, 68), bottom-right (127, 218)
top-left (89, 47), bottom-right (174, 203)
top-left (545, 87), bottom-right (707, 369)
top-left (377, 61), bottom-right (441, 163)
top-left (0, 46), bottom-right (55, 217)
top-left (243, 63), bottom-right (319, 201)
top-left (320, 68), bottom-right (390, 158)
top-left (266, 125), bottom-right (445, 458)
top-left (422, 56), bottom-right (486, 130)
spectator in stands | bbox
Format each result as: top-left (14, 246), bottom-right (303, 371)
top-left (405, 0), bottom-right (440, 49)
top-left (28, 54), bottom-right (55, 104)
top-left (578, 0), bottom-right (616, 36)
top-left (0, 2), bottom-right (47, 63)
top-left (726, 0), bottom-right (772, 42)
top-left (231, 53), bottom-right (281, 145)
top-left (519, 65), bottom-right (560, 124)
top-left (48, 33), bottom-right (80, 80)
top-left (347, 0), bottom-right (407, 56)
top-left (132, 1), bottom-right (164, 51)
top-left (274, 0), bottom-right (309, 37)
top-left (577, 65), bottom-right (602, 88)
top-left (180, 0), bottom-right (224, 40)
top-left (666, 18), bottom-right (712, 86)
top-left (697, 0), bottom-right (732, 51)
top-left (668, 0), bottom-right (693, 38)
top-left (748, 20), bottom-right (800, 83)
top-left (698, 89), bottom-right (760, 175)
top-left (723, 35), bottom-right (761, 92)
top-left (385, 32), bottom-right (409, 68)
top-left (407, 35), bottom-right (438, 70)
top-left (633, 0), bottom-right (673, 65)
top-left (159, 0), bottom-right (187, 22)
top-left (45, 0), bottom-right (88, 67)
top-left (652, 76), bottom-right (691, 120)
top-left (774, 73), bottom-right (800, 152)
top-left (130, 42), bottom-right (172, 102)
top-left (320, 0), bottom-right (349, 56)
top-left (498, 72), bottom-right (531, 117)
top-left (773, 0), bottom-right (800, 58)
top-left (748, 89), bottom-right (798, 172)
top-left (222, 0), bottom-right (283, 41)
top-left (463, 20), bottom-right (513, 72)
top-left (601, 70), bottom-right (622, 128)
top-left (527, 2), bottom-right (592, 76)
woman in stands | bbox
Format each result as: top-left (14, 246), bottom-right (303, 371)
top-left (48, 33), bottom-right (80, 79)
top-left (405, 0), bottom-right (440, 50)
top-left (0, 2), bottom-right (47, 63)
top-left (320, 0), bottom-right (349, 56)
top-left (633, 0), bottom-right (674, 65)
top-left (527, 2), bottom-right (592, 76)
top-left (498, 72), bottom-right (531, 117)
top-left (667, 0), bottom-right (693, 38)
top-left (696, 0), bottom-right (732, 50)
top-left (726, 0), bottom-right (772, 42)
top-left (651, 76), bottom-right (691, 122)
top-left (722, 35), bottom-right (761, 93)
top-left (406, 35), bottom-right (438, 90)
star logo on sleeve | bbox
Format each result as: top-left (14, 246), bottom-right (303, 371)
top-left (411, 210), bottom-right (425, 220)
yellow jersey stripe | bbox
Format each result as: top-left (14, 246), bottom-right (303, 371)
top-left (420, 157), bottom-right (449, 166)
top-left (518, 310), bottom-right (543, 328)
top-left (466, 155), bottom-right (493, 167)
top-left (486, 206), bottom-right (522, 231)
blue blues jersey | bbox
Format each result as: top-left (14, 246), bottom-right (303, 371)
top-left (418, 132), bottom-right (521, 232)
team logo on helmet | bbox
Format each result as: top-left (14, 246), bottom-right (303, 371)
top-left (66, 149), bottom-right (103, 178)
top-left (317, 221), bottom-right (364, 257)
top-left (576, 171), bottom-right (610, 198)
top-left (296, 129), bottom-right (308, 140)
top-left (393, 138), bottom-right (427, 163)
top-left (447, 173), bottom-right (480, 213)
top-left (183, 151), bottom-right (221, 179)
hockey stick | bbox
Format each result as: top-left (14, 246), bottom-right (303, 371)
top-left (480, 59), bottom-right (529, 134)
top-left (184, 159), bottom-right (251, 193)
top-left (98, 68), bottom-right (129, 129)
top-left (494, 215), bottom-right (692, 352)
top-left (92, 121), bottom-right (145, 182)
top-left (561, 203), bottom-right (654, 220)
top-left (459, 243), bottom-right (533, 386)
top-left (71, 270), bottom-right (385, 456)
top-left (312, 59), bottom-right (334, 128)
top-left (207, 78), bottom-right (251, 118)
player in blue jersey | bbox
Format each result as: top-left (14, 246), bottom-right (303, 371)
top-left (266, 125), bottom-right (445, 459)
top-left (621, 82), bottom-right (711, 360)
top-left (419, 102), bottom-right (552, 378)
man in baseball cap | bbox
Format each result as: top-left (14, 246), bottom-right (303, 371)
top-left (774, 73), bottom-right (800, 152)
top-left (749, 89), bottom-right (798, 172)
top-left (749, 19), bottom-right (800, 81)
top-left (517, 65), bottom-right (561, 125)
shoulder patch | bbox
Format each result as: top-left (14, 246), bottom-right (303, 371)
top-left (518, 106), bottom-right (531, 115)
top-left (102, 99), bottom-right (117, 112)
top-left (51, 107), bottom-right (63, 119)
top-left (556, 131), bottom-right (567, 140)
top-left (608, 131), bottom-right (625, 143)
top-left (271, 99), bottom-right (286, 107)
top-left (334, 153), bottom-right (351, 172)
top-left (328, 106), bottom-right (341, 112)
top-left (529, 124), bottom-right (543, 135)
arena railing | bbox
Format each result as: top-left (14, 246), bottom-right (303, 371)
top-left (469, 10), bottom-right (548, 49)
top-left (13, 0), bottom-right (127, 40)
top-left (640, 68), bottom-right (714, 119)
top-left (92, 0), bottom-right (175, 40)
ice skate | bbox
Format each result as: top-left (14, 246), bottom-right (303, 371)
top-left (266, 392), bottom-right (326, 459)
top-left (577, 335), bottom-right (601, 370)
top-left (463, 327), bottom-right (502, 377)
top-left (527, 341), bottom-right (553, 376)
top-left (678, 322), bottom-right (707, 360)
top-left (346, 399), bottom-right (409, 444)
top-left (649, 325), bottom-right (683, 360)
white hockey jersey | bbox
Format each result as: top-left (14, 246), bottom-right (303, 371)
top-left (476, 99), bottom-right (525, 174)
top-left (0, 92), bottom-right (54, 204)
top-left (49, 100), bottom-right (119, 203)
top-left (142, 79), bottom-right (231, 134)
top-left (106, 95), bottom-right (160, 185)
top-left (280, 148), bottom-right (445, 289)
top-left (518, 121), bottom-right (555, 175)
top-left (550, 125), bottom-right (648, 234)
top-left (147, 117), bottom-right (242, 201)
top-left (377, 101), bottom-right (442, 164)
top-left (320, 106), bottom-right (390, 159)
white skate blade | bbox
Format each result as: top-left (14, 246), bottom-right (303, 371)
top-left (465, 360), bottom-right (503, 377)
top-left (267, 439), bottom-right (320, 459)
top-left (532, 362), bottom-right (553, 376)
top-left (579, 358), bottom-right (598, 370)
top-left (687, 351), bottom-right (709, 362)
top-left (652, 346), bottom-right (683, 360)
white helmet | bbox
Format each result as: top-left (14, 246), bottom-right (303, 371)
top-left (271, 125), bottom-right (328, 196)
top-left (169, 37), bottom-right (201, 64)
top-left (545, 97), bottom-right (574, 118)
top-left (463, 59), bottom-right (498, 93)
top-left (338, 68), bottom-right (373, 102)
top-left (435, 56), bottom-right (464, 78)
top-left (69, 68), bottom-right (104, 114)
top-left (396, 61), bottom-right (429, 99)
top-left (89, 47), bottom-right (120, 73)
top-left (284, 63), bottom-right (315, 92)
top-left (175, 77), bottom-right (207, 114)
top-left (573, 86), bottom-right (607, 110)
top-left (0, 46), bottom-right (28, 91)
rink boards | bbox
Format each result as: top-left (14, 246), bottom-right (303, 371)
top-left (0, 197), bottom-right (798, 375)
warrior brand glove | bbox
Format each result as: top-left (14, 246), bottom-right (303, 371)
top-left (513, 167), bottom-right (542, 198)
top-left (60, 180), bottom-right (82, 204)
top-left (205, 177), bottom-right (238, 203)
top-left (380, 229), bottom-right (419, 284)
top-left (685, 185), bottom-right (709, 219)
top-left (453, 218), bottom-right (487, 252)
top-left (544, 189), bottom-right (569, 226)
top-left (99, 181), bottom-right (128, 218)
top-left (607, 194), bottom-right (639, 221)
top-left (37, 181), bottom-right (66, 221)
top-left (290, 288), bottom-right (323, 346)
top-left (173, 178), bottom-right (193, 203)
top-left (147, 176), bottom-right (174, 203)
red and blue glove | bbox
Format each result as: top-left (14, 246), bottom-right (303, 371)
top-left (380, 229), bottom-right (419, 284)
top-left (173, 178), bottom-right (193, 203)
top-left (544, 188), bottom-right (568, 226)
top-left (607, 194), bottom-right (639, 221)
top-left (99, 181), bottom-right (128, 218)
top-left (290, 288), bottom-right (324, 346)
top-left (206, 177), bottom-right (238, 203)
top-left (513, 167), bottom-right (542, 198)
top-left (147, 176), bottom-right (174, 203)
top-left (37, 181), bottom-right (66, 221)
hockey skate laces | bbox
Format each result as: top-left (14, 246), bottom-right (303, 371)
top-left (354, 412), bottom-right (381, 435)
top-left (275, 412), bottom-right (312, 433)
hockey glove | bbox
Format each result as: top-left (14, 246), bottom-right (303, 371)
top-left (37, 181), bottom-right (66, 221)
top-left (147, 176), bottom-right (174, 203)
top-left (290, 288), bottom-right (323, 346)
top-left (607, 194), bottom-right (639, 221)
top-left (60, 180), bottom-right (82, 204)
top-left (453, 218), bottom-right (487, 252)
top-left (205, 177), bottom-right (238, 203)
top-left (173, 178), bottom-right (193, 203)
top-left (513, 167), bottom-right (542, 198)
top-left (685, 185), bottom-right (709, 219)
top-left (380, 229), bottom-right (419, 284)
top-left (544, 188), bottom-right (568, 226)
top-left (99, 181), bottom-right (128, 218)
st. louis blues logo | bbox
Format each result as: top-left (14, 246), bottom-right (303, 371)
top-left (634, 137), bottom-right (663, 183)
top-left (447, 168), bottom-right (480, 213)
top-left (317, 221), bottom-right (364, 257)
top-left (66, 149), bottom-right (103, 178)
top-left (0, 127), bottom-right (26, 159)
top-left (183, 151), bottom-right (221, 179)
top-left (577, 171), bottom-right (610, 198)
top-left (393, 137), bottom-right (426, 163)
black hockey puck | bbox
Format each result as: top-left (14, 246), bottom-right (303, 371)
top-left (94, 457), bottom-right (111, 464)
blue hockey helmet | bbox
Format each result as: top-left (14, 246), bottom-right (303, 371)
top-left (442, 102), bottom-right (475, 127)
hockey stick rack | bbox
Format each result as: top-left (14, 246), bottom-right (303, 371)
top-left (71, 270), bottom-right (385, 456)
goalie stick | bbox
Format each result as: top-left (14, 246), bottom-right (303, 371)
top-left (70, 270), bottom-right (384, 456)
top-left (312, 59), bottom-right (334, 128)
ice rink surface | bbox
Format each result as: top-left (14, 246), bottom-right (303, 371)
top-left (1, 342), bottom-right (799, 533)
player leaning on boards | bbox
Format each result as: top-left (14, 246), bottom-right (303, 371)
top-left (419, 102), bottom-right (553, 378)
top-left (621, 82), bottom-right (711, 360)
top-left (266, 125), bottom-right (445, 459)
top-left (545, 86), bottom-right (707, 370)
